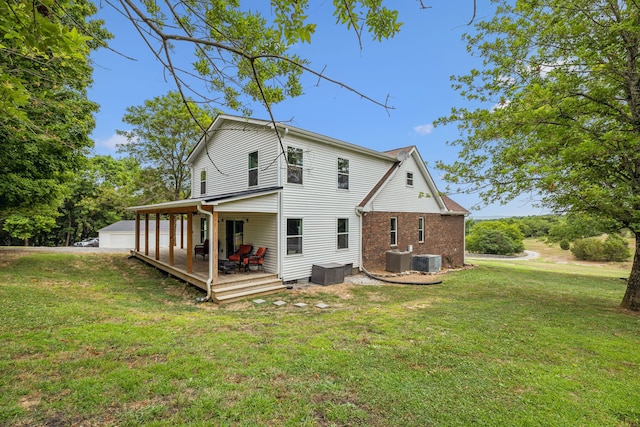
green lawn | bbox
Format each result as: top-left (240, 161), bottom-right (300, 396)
top-left (1, 251), bottom-right (639, 426)
top-left (467, 238), bottom-right (634, 279)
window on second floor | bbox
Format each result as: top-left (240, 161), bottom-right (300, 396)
top-left (390, 217), bottom-right (398, 246)
top-left (406, 172), bottom-right (414, 187)
top-left (200, 170), bottom-right (206, 195)
top-left (338, 158), bottom-right (349, 189)
top-left (287, 146), bottom-right (303, 184)
top-left (248, 151), bottom-right (258, 187)
top-left (337, 218), bottom-right (349, 249)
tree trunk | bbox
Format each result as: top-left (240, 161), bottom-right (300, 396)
top-left (621, 234), bottom-right (640, 311)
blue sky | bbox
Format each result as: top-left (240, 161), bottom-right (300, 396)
top-left (88, 1), bottom-right (546, 218)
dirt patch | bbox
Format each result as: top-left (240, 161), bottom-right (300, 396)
top-left (289, 282), bottom-right (356, 299)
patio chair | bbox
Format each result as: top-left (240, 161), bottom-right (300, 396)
top-left (244, 247), bottom-right (267, 271)
top-left (228, 244), bottom-right (253, 268)
top-left (194, 239), bottom-right (209, 260)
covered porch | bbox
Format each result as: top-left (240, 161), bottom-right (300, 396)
top-left (128, 190), bottom-right (285, 303)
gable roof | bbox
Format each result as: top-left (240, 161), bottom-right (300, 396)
top-left (186, 114), bottom-right (396, 165)
top-left (441, 195), bottom-right (470, 215)
top-left (182, 114), bottom-right (468, 215)
top-left (358, 146), bottom-right (469, 215)
top-left (358, 162), bottom-right (401, 208)
top-left (384, 146), bottom-right (414, 160)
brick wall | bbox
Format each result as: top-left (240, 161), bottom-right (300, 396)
top-left (361, 211), bottom-right (465, 271)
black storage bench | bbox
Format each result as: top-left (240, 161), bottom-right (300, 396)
top-left (311, 263), bottom-right (345, 286)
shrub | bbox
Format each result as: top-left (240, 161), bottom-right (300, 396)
top-left (559, 240), bottom-right (570, 250)
top-left (466, 221), bottom-right (525, 255)
top-left (570, 234), bottom-right (631, 262)
top-left (603, 234), bottom-right (631, 262)
top-left (570, 237), bottom-right (602, 261)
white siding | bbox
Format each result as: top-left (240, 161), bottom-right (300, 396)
top-left (217, 213), bottom-right (278, 274)
top-left (214, 193), bottom-right (278, 213)
top-left (368, 153), bottom-right (441, 213)
top-left (190, 122), bottom-right (281, 198)
top-left (279, 133), bottom-right (393, 282)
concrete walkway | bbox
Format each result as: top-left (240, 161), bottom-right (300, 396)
top-left (466, 250), bottom-right (540, 261)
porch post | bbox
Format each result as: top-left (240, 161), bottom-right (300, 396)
top-left (187, 212), bottom-right (193, 273)
top-left (144, 214), bottom-right (150, 256)
top-left (212, 209), bottom-right (218, 285)
top-left (155, 213), bottom-right (161, 260)
top-left (169, 213), bottom-right (175, 266)
top-left (135, 212), bottom-right (140, 252)
top-left (180, 215), bottom-right (184, 249)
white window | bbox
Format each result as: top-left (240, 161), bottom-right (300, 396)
top-left (406, 172), bottom-right (414, 187)
top-left (287, 218), bottom-right (303, 254)
top-left (200, 170), bottom-right (206, 195)
top-left (390, 217), bottom-right (398, 246)
top-left (248, 151), bottom-right (258, 187)
top-left (200, 217), bottom-right (207, 243)
top-left (418, 217), bottom-right (424, 243)
top-left (287, 147), bottom-right (303, 184)
top-left (338, 158), bottom-right (349, 189)
top-left (337, 218), bottom-right (349, 249)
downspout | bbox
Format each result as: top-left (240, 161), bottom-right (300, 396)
top-left (355, 206), bottom-right (365, 275)
top-left (355, 206), bottom-right (442, 286)
top-left (196, 202), bottom-right (214, 302)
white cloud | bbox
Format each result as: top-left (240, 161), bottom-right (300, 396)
top-left (96, 133), bottom-right (131, 152)
top-left (413, 123), bottom-right (434, 136)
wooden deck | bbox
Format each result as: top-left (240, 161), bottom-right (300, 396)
top-left (131, 246), bottom-right (286, 303)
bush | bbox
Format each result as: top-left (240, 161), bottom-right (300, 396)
top-left (570, 234), bottom-right (631, 262)
top-left (466, 221), bottom-right (525, 255)
top-left (603, 234), bottom-right (632, 261)
top-left (559, 240), bottom-right (570, 250)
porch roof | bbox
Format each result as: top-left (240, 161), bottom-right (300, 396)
top-left (128, 186), bottom-right (282, 214)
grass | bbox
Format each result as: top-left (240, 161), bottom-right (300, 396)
top-left (1, 250), bottom-right (639, 426)
top-left (467, 238), bottom-right (633, 279)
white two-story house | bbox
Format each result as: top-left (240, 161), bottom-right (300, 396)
top-left (128, 114), bottom-right (467, 303)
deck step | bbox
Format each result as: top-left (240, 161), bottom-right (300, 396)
top-left (213, 282), bottom-right (287, 304)
top-left (211, 273), bottom-right (279, 288)
top-left (214, 277), bottom-right (283, 295)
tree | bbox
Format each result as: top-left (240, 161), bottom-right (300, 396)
top-left (437, 0), bottom-right (640, 311)
top-left (0, 0), bottom-right (107, 123)
top-left (0, 0), bottom-right (109, 243)
top-left (546, 213), bottom-right (618, 244)
top-left (117, 92), bottom-right (215, 201)
top-left (466, 221), bottom-right (525, 255)
top-left (56, 156), bottom-right (142, 245)
top-left (111, 1), bottom-right (401, 127)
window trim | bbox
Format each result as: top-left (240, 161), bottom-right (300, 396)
top-left (337, 218), bottom-right (349, 250)
top-left (286, 218), bottom-right (303, 255)
top-left (287, 146), bottom-right (303, 184)
top-left (390, 217), bottom-right (398, 246)
top-left (418, 216), bottom-right (424, 243)
top-left (200, 169), bottom-right (206, 195)
top-left (337, 157), bottom-right (349, 190)
top-left (248, 151), bottom-right (258, 187)
top-left (406, 171), bottom-right (414, 187)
